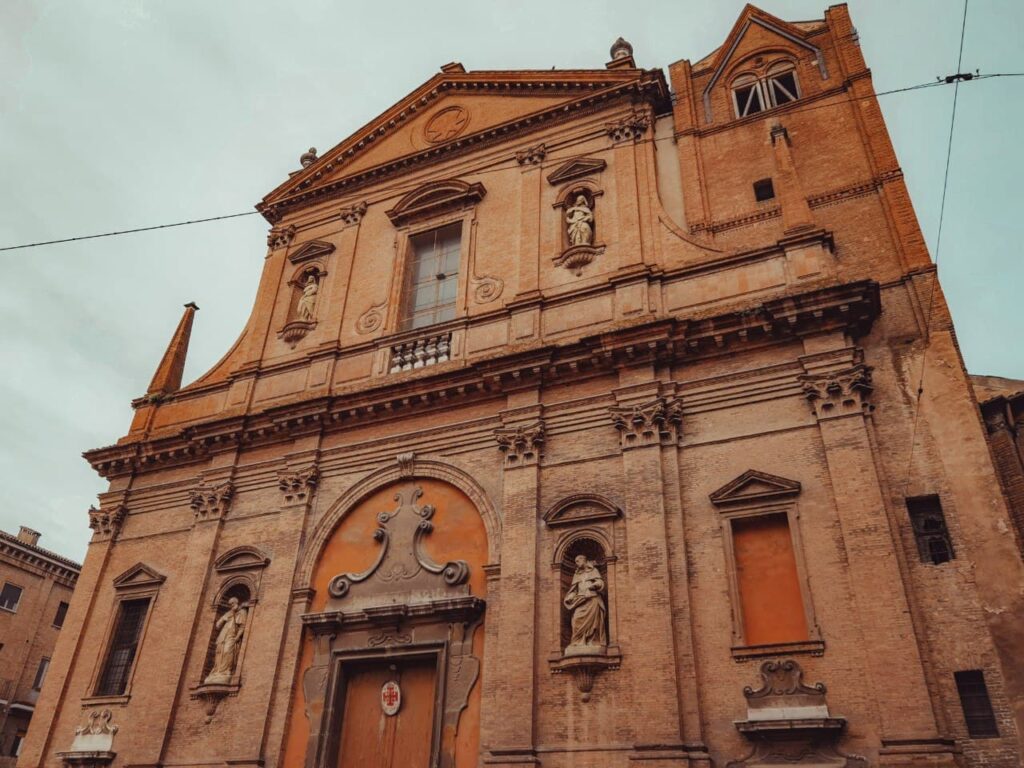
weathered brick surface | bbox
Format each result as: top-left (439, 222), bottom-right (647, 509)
top-left (19, 5), bottom-right (1024, 768)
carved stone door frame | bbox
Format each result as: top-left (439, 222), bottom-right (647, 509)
top-left (320, 642), bottom-right (447, 768)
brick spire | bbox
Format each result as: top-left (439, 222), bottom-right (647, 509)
top-left (770, 123), bottom-right (816, 234)
top-left (146, 302), bottom-right (199, 398)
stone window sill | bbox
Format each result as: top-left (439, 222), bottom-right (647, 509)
top-left (80, 694), bottom-right (130, 707)
top-left (731, 639), bottom-right (825, 661)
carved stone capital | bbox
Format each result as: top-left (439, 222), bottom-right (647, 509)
top-left (799, 364), bottom-right (873, 420)
top-left (339, 201), bottom-right (368, 225)
top-left (609, 396), bottom-right (682, 448)
top-left (267, 224), bottom-right (296, 250)
top-left (516, 142), bottom-right (547, 166)
top-left (88, 505), bottom-right (126, 540)
top-left (605, 110), bottom-right (650, 143)
top-left (494, 421), bottom-right (545, 468)
top-left (190, 481), bottom-right (234, 522)
top-left (278, 465), bottom-right (319, 504)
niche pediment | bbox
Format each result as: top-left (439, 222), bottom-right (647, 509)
top-left (112, 562), bottom-right (166, 590)
top-left (546, 157), bottom-right (607, 186)
top-left (215, 545), bottom-right (270, 573)
top-left (709, 469), bottom-right (801, 507)
top-left (288, 239), bottom-right (335, 264)
top-left (543, 494), bottom-right (621, 527)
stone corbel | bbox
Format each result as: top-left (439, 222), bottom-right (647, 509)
top-left (87, 505), bottom-right (126, 541)
top-left (493, 421), bottom-right (545, 468)
top-left (190, 481), bottom-right (234, 522)
top-left (609, 396), bottom-right (683, 449)
top-left (278, 464), bottom-right (319, 505)
top-left (550, 648), bottom-right (622, 703)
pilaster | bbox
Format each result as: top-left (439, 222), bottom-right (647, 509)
top-left (609, 383), bottom-right (689, 765)
top-left (798, 348), bottom-right (955, 763)
top-left (483, 407), bottom-right (543, 766)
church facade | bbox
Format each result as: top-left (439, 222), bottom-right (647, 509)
top-left (21, 5), bottom-right (1024, 768)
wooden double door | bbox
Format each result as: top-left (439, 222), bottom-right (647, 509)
top-left (336, 657), bottom-right (438, 768)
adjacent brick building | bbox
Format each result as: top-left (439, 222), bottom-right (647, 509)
top-left (19, 5), bottom-right (1024, 768)
top-left (0, 528), bottom-right (79, 765)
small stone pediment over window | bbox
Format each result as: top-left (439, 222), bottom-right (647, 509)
top-left (709, 469), bottom-right (801, 506)
top-left (112, 563), bottom-right (166, 591)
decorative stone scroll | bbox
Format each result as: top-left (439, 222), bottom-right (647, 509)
top-left (88, 505), bottom-right (126, 540)
top-left (190, 481), bottom-right (234, 521)
top-left (470, 272), bottom-right (504, 304)
top-left (57, 709), bottom-right (118, 767)
top-left (799, 364), bottom-right (873, 420)
top-left (609, 396), bottom-right (683, 448)
top-left (727, 660), bottom-right (866, 768)
top-left (355, 300), bottom-right (387, 334)
top-left (494, 421), bottom-right (545, 468)
top-left (326, 485), bottom-right (471, 606)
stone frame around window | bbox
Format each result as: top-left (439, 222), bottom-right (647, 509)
top-left (709, 471), bottom-right (823, 661)
top-left (82, 563), bottom-right (165, 706)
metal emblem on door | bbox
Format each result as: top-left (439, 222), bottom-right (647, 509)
top-left (380, 680), bottom-right (401, 716)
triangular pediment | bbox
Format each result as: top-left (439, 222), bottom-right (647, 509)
top-left (709, 469), bottom-right (801, 506)
top-left (215, 545), bottom-right (270, 573)
top-left (259, 68), bottom-right (668, 222)
top-left (546, 156), bottom-right (607, 186)
top-left (112, 562), bottom-right (166, 590)
top-left (543, 494), bottom-right (622, 527)
top-left (699, 4), bottom-right (827, 122)
top-left (288, 239), bottom-right (335, 265)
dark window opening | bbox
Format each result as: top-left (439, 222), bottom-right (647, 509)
top-left (0, 583), bottom-right (23, 613)
top-left (9, 731), bottom-right (26, 758)
top-left (401, 222), bottom-right (462, 331)
top-left (734, 83), bottom-right (765, 117)
top-left (54, 600), bottom-right (69, 628)
top-left (769, 71), bottom-right (799, 105)
top-left (955, 670), bottom-right (999, 738)
top-left (906, 495), bottom-right (955, 564)
top-left (32, 658), bottom-right (50, 690)
top-left (753, 178), bottom-right (775, 202)
top-left (95, 598), bottom-right (149, 696)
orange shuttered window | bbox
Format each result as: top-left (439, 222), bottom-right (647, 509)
top-left (732, 513), bottom-right (808, 645)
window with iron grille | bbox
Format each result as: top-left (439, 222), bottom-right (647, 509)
top-left (955, 670), bottom-right (999, 738)
top-left (401, 222), bottom-right (462, 330)
top-left (54, 600), bottom-right (69, 628)
top-left (95, 598), bottom-right (149, 696)
top-left (0, 583), bottom-right (23, 613)
top-left (906, 495), bottom-right (955, 564)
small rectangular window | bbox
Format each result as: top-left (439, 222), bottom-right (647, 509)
top-left (32, 657), bottom-right (50, 690)
top-left (955, 670), bottom-right (999, 738)
top-left (753, 178), bottom-right (775, 202)
top-left (95, 598), bottom-right (149, 696)
top-left (402, 222), bottom-right (463, 330)
top-left (0, 583), bottom-right (23, 613)
top-left (54, 600), bottom-right (69, 629)
top-left (906, 496), bottom-right (955, 564)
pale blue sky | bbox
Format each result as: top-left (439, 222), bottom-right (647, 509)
top-left (1, 0), bottom-right (1021, 560)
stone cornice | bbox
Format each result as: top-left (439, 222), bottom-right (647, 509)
top-left (257, 73), bottom-right (668, 223)
top-left (85, 280), bottom-right (879, 480)
top-left (0, 532), bottom-right (81, 584)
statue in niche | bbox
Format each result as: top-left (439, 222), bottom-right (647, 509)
top-left (296, 274), bottom-right (319, 321)
top-left (204, 597), bottom-right (247, 684)
top-left (565, 194), bottom-right (595, 247)
top-left (563, 555), bottom-right (607, 652)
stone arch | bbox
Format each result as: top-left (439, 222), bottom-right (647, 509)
top-left (297, 457), bottom-right (501, 591)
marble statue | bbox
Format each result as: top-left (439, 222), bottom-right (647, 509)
top-left (204, 597), bottom-right (247, 684)
top-left (565, 195), bottom-right (595, 247)
top-left (563, 555), bottom-right (607, 652)
top-left (297, 275), bottom-right (318, 321)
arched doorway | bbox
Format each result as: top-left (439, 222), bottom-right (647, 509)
top-left (282, 477), bottom-right (489, 768)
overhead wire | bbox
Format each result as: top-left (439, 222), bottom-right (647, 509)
top-left (2, 69), bottom-right (1015, 254)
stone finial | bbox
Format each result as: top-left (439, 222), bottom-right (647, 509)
top-left (145, 303), bottom-right (199, 400)
top-left (610, 37), bottom-right (633, 61)
top-left (300, 147), bottom-right (318, 168)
